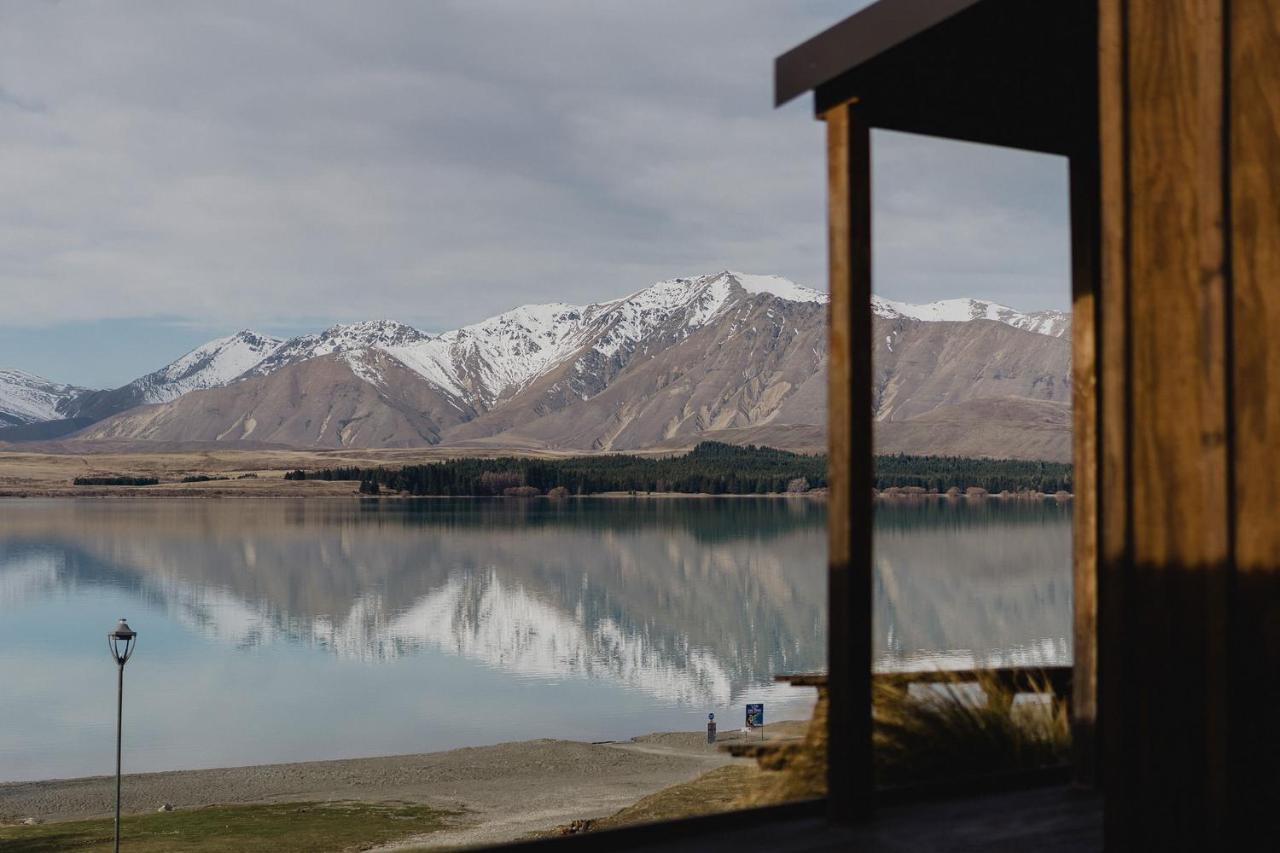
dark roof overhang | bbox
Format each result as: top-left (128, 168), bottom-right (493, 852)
top-left (775, 0), bottom-right (1097, 156)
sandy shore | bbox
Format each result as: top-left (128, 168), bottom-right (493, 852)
top-left (0, 725), bottom-right (805, 849)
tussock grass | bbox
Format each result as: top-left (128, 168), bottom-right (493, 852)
top-left (552, 670), bottom-right (1071, 838)
top-left (873, 670), bottom-right (1071, 787)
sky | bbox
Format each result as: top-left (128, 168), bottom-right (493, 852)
top-left (0, 1), bottom-right (1070, 389)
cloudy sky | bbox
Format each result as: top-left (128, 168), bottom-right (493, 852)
top-left (0, 1), bottom-right (1070, 388)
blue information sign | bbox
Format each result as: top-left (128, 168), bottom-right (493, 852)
top-left (745, 703), bottom-right (764, 728)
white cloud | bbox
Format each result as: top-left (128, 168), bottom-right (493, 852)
top-left (0, 0), bottom-right (1069, 344)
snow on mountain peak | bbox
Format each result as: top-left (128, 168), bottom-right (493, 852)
top-left (6, 271), bottom-right (1070, 435)
top-left (388, 304), bottom-right (590, 406)
top-left (317, 320), bottom-right (430, 350)
top-left (0, 369), bottom-right (85, 425)
top-left (725, 271), bottom-right (828, 304)
top-left (249, 320), bottom-right (431, 380)
top-left (133, 330), bottom-right (285, 404)
top-left (387, 272), bottom-right (835, 406)
top-left (872, 295), bottom-right (1070, 338)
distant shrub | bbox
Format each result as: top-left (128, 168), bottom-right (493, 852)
top-left (480, 470), bottom-right (523, 495)
top-left (236, 473), bottom-right (259, 480)
top-left (786, 477), bottom-right (810, 494)
top-left (73, 476), bottom-right (159, 487)
top-left (180, 475), bottom-right (228, 483)
top-left (965, 486), bottom-right (989, 498)
top-left (504, 485), bottom-right (541, 497)
top-left (547, 486), bottom-right (571, 499)
top-left (359, 479), bottom-right (381, 495)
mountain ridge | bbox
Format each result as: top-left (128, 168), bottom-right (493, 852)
top-left (1, 272), bottom-right (1073, 460)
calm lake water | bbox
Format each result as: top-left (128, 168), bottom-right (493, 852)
top-left (0, 497), bottom-right (1070, 782)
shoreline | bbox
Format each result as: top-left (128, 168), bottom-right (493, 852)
top-left (0, 488), bottom-right (831, 499)
top-left (0, 724), bottom-right (806, 848)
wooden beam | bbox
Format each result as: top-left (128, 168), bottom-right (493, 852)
top-left (1096, 0), bottom-right (1129, 837)
top-left (822, 99), bottom-right (873, 822)
top-left (1068, 150), bottom-right (1099, 791)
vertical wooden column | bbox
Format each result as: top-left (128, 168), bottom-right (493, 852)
top-left (1093, 0), bottom-right (1280, 845)
top-left (1227, 0), bottom-right (1280, 839)
top-left (822, 100), bottom-right (873, 822)
top-left (1096, 0), bottom-right (1130, 837)
top-left (1068, 149), bottom-right (1099, 790)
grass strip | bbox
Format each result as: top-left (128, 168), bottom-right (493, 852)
top-left (0, 800), bottom-right (457, 853)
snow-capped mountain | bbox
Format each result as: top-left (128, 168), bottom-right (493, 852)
top-left (248, 320), bottom-right (429, 378)
top-left (130, 330), bottom-right (285, 404)
top-left (4, 271), bottom-right (1074, 459)
top-left (387, 271), bottom-right (829, 409)
top-left (0, 369), bottom-right (86, 426)
top-left (48, 330), bottom-right (285, 426)
top-left (873, 296), bottom-right (1070, 338)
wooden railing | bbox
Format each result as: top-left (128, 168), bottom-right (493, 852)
top-left (776, 666), bottom-right (1074, 700)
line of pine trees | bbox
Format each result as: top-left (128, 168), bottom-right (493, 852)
top-left (873, 453), bottom-right (1072, 494)
top-left (72, 476), bottom-right (160, 486)
top-left (283, 443), bottom-right (1072, 496)
top-left (286, 442), bottom-right (827, 496)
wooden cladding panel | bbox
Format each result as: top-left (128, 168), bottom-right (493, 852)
top-left (1126, 0), bottom-right (1228, 566)
top-left (1228, 0), bottom-right (1280, 834)
top-left (822, 102), bottom-right (874, 821)
top-left (1095, 0), bottom-right (1128, 835)
top-left (1101, 0), bottom-right (1233, 845)
top-left (1068, 158), bottom-right (1099, 789)
top-left (1230, 1), bottom-right (1280, 566)
top-left (1101, 0), bottom-right (1280, 844)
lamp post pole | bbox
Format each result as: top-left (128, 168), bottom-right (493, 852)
top-left (107, 618), bottom-right (136, 853)
top-left (115, 656), bottom-right (124, 852)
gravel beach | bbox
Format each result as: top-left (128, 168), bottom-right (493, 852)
top-left (0, 725), bottom-right (805, 849)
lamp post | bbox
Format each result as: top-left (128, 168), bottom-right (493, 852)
top-left (107, 618), bottom-right (136, 853)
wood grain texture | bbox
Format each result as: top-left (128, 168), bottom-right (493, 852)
top-left (822, 102), bottom-right (873, 822)
top-left (1102, 0), bottom-right (1233, 845)
top-left (1127, 0), bottom-right (1228, 565)
top-left (1069, 156), bottom-right (1099, 789)
top-left (1230, 2), bottom-right (1280, 568)
top-left (1228, 0), bottom-right (1280, 837)
top-left (1096, 1), bottom-right (1129, 838)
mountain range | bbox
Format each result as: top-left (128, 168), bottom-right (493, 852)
top-left (0, 271), bottom-right (1072, 460)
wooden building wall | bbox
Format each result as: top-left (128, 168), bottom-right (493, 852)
top-left (1098, 0), bottom-right (1280, 846)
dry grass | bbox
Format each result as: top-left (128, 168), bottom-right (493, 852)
top-left (555, 670), bottom-right (1071, 837)
top-left (0, 447), bottom-right (581, 496)
top-left (873, 670), bottom-right (1071, 787)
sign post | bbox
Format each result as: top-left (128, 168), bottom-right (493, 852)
top-left (706, 713), bottom-right (717, 745)
top-left (745, 703), bottom-right (764, 742)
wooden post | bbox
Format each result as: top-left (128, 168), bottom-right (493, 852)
top-left (1096, 0), bottom-right (1130, 837)
top-left (1098, 0), bottom-right (1252, 845)
top-left (1068, 149), bottom-right (1099, 791)
top-left (1227, 0), bottom-right (1280, 839)
top-left (822, 99), bottom-right (874, 822)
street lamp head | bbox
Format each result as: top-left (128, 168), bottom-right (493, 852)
top-left (108, 618), bottom-right (136, 666)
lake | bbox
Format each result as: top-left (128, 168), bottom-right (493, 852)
top-left (0, 497), bottom-right (1070, 782)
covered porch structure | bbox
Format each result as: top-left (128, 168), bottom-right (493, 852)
top-left (497, 0), bottom-right (1280, 848)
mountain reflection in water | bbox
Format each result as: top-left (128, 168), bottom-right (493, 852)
top-left (0, 497), bottom-right (1069, 780)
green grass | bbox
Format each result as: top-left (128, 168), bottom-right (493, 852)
top-left (0, 801), bottom-right (458, 853)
